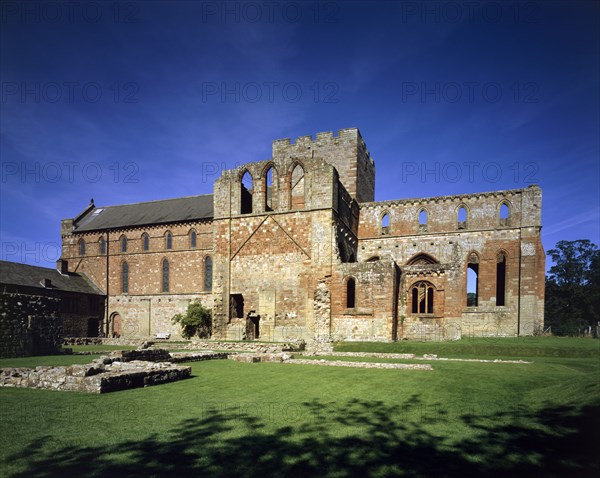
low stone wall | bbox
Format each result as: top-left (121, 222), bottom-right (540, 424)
top-left (1, 293), bottom-right (62, 358)
top-left (0, 359), bottom-right (191, 393)
top-left (169, 352), bottom-right (228, 363)
top-left (229, 353), bottom-right (290, 363)
top-left (190, 340), bottom-right (304, 353)
top-left (284, 359), bottom-right (433, 370)
top-left (63, 337), bottom-right (148, 346)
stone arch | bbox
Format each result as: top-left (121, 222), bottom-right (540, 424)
top-left (240, 169), bottom-right (254, 214)
top-left (418, 207), bottom-right (428, 232)
top-left (457, 204), bottom-right (468, 229)
top-left (406, 252), bottom-right (438, 265)
top-left (289, 161), bottom-right (306, 210)
top-left (262, 162), bottom-right (278, 212)
top-left (109, 312), bottom-right (122, 338)
top-left (410, 281), bottom-right (436, 314)
top-left (466, 251), bottom-right (480, 306)
top-left (381, 211), bottom-right (390, 235)
top-left (345, 276), bottom-right (357, 308)
top-left (498, 200), bottom-right (511, 226)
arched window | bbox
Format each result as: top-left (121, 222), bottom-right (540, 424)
top-left (467, 252), bottom-right (479, 306)
top-left (290, 163), bottom-right (305, 210)
top-left (204, 256), bottom-right (213, 291)
top-left (121, 262), bottom-right (129, 294)
top-left (241, 171), bottom-right (253, 214)
top-left (411, 282), bottom-right (434, 314)
top-left (499, 202), bottom-right (510, 226)
top-left (346, 278), bottom-right (356, 308)
top-left (120, 235), bottom-right (127, 253)
top-left (142, 233), bottom-right (149, 252)
top-left (381, 213), bottom-right (390, 235)
top-left (78, 239), bottom-right (86, 256)
top-left (190, 230), bottom-right (197, 248)
top-left (458, 206), bottom-right (467, 229)
top-left (418, 209), bottom-right (427, 232)
top-left (496, 252), bottom-right (507, 306)
top-left (99, 237), bottom-right (106, 256)
top-left (162, 259), bottom-right (169, 292)
top-left (265, 165), bottom-right (274, 212)
top-left (165, 231), bottom-right (173, 250)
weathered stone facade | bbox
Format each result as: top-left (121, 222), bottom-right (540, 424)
top-left (59, 128), bottom-right (545, 342)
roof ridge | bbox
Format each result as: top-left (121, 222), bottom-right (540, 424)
top-left (96, 193), bottom-right (213, 209)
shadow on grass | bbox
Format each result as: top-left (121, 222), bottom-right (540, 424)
top-left (7, 398), bottom-right (599, 477)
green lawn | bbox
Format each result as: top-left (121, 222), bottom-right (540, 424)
top-left (1, 338), bottom-right (599, 477)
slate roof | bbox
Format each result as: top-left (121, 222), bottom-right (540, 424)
top-left (0, 261), bottom-right (104, 295)
top-left (73, 194), bottom-right (214, 232)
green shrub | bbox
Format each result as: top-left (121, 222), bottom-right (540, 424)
top-left (172, 301), bottom-right (212, 339)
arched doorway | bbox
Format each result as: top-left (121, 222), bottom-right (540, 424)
top-left (109, 312), bottom-right (122, 338)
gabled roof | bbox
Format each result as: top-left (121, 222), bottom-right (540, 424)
top-left (73, 194), bottom-right (213, 232)
top-left (0, 261), bottom-right (104, 295)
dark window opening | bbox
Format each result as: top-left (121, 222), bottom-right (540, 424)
top-left (190, 230), bottom-right (197, 248)
top-left (162, 260), bottom-right (169, 292)
top-left (411, 282), bottom-right (434, 314)
top-left (230, 294), bottom-right (244, 319)
top-left (122, 262), bottom-right (129, 294)
top-left (346, 278), bottom-right (356, 308)
top-left (166, 232), bottom-right (172, 250)
top-left (204, 256), bottom-right (213, 291)
top-left (241, 171), bottom-right (253, 214)
top-left (121, 236), bottom-right (127, 253)
top-left (496, 253), bottom-right (506, 306)
top-left (79, 239), bottom-right (86, 256)
top-left (265, 166), bottom-right (274, 212)
top-left (99, 238), bottom-right (106, 255)
top-left (142, 233), bottom-right (149, 251)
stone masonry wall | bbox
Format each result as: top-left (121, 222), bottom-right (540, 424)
top-left (0, 293), bottom-right (62, 357)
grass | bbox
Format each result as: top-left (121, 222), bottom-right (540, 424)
top-left (334, 336), bottom-right (600, 358)
top-left (0, 337), bottom-right (598, 477)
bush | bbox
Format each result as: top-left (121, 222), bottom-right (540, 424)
top-left (172, 301), bottom-right (212, 339)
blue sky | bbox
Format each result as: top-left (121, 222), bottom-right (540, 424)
top-left (1, 0), bottom-right (598, 268)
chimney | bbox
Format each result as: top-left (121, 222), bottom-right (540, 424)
top-left (56, 259), bottom-right (69, 275)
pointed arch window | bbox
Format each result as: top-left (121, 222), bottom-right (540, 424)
top-left (79, 239), bottom-right (86, 256)
top-left (190, 230), bottom-right (197, 248)
top-left (204, 256), bottom-right (213, 291)
top-left (499, 202), bottom-right (510, 226)
top-left (142, 233), bottom-right (150, 252)
top-left (162, 259), bottom-right (169, 292)
top-left (165, 231), bottom-right (173, 250)
top-left (458, 206), bottom-right (467, 229)
top-left (467, 253), bottom-right (479, 306)
top-left (241, 171), bottom-right (253, 214)
top-left (291, 164), bottom-right (305, 210)
top-left (418, 209), bottom-right (427, 232)
top-left (346, 278), bottom-right (356, 308)
top-left (411, 282), bottom-right (434, 314)
top-left (120, 235), bottom-right (127, 253)
top-left (121, 261), bottom-right (129, 294)
top-left (496, 252), bottom-right (507, 306)
top-left (265, 166), bottom-right (274, 212)
top-left (381, 213), bottom-right (390, 235)
top-left (99, 237), bottom-right (106, 255)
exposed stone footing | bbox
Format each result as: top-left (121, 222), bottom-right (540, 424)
top-left (0, 360), bottom-right (191, 393)
top-left (284, 359), bottom-right (433, 370)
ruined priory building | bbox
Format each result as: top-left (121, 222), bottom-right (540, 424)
top-left (59, 128), bottom-right (545, 342)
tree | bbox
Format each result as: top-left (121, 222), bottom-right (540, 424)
top-left (545, 240), bottom-right (599, 335)
top-left (172, 301), bottom-right (212, 339)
